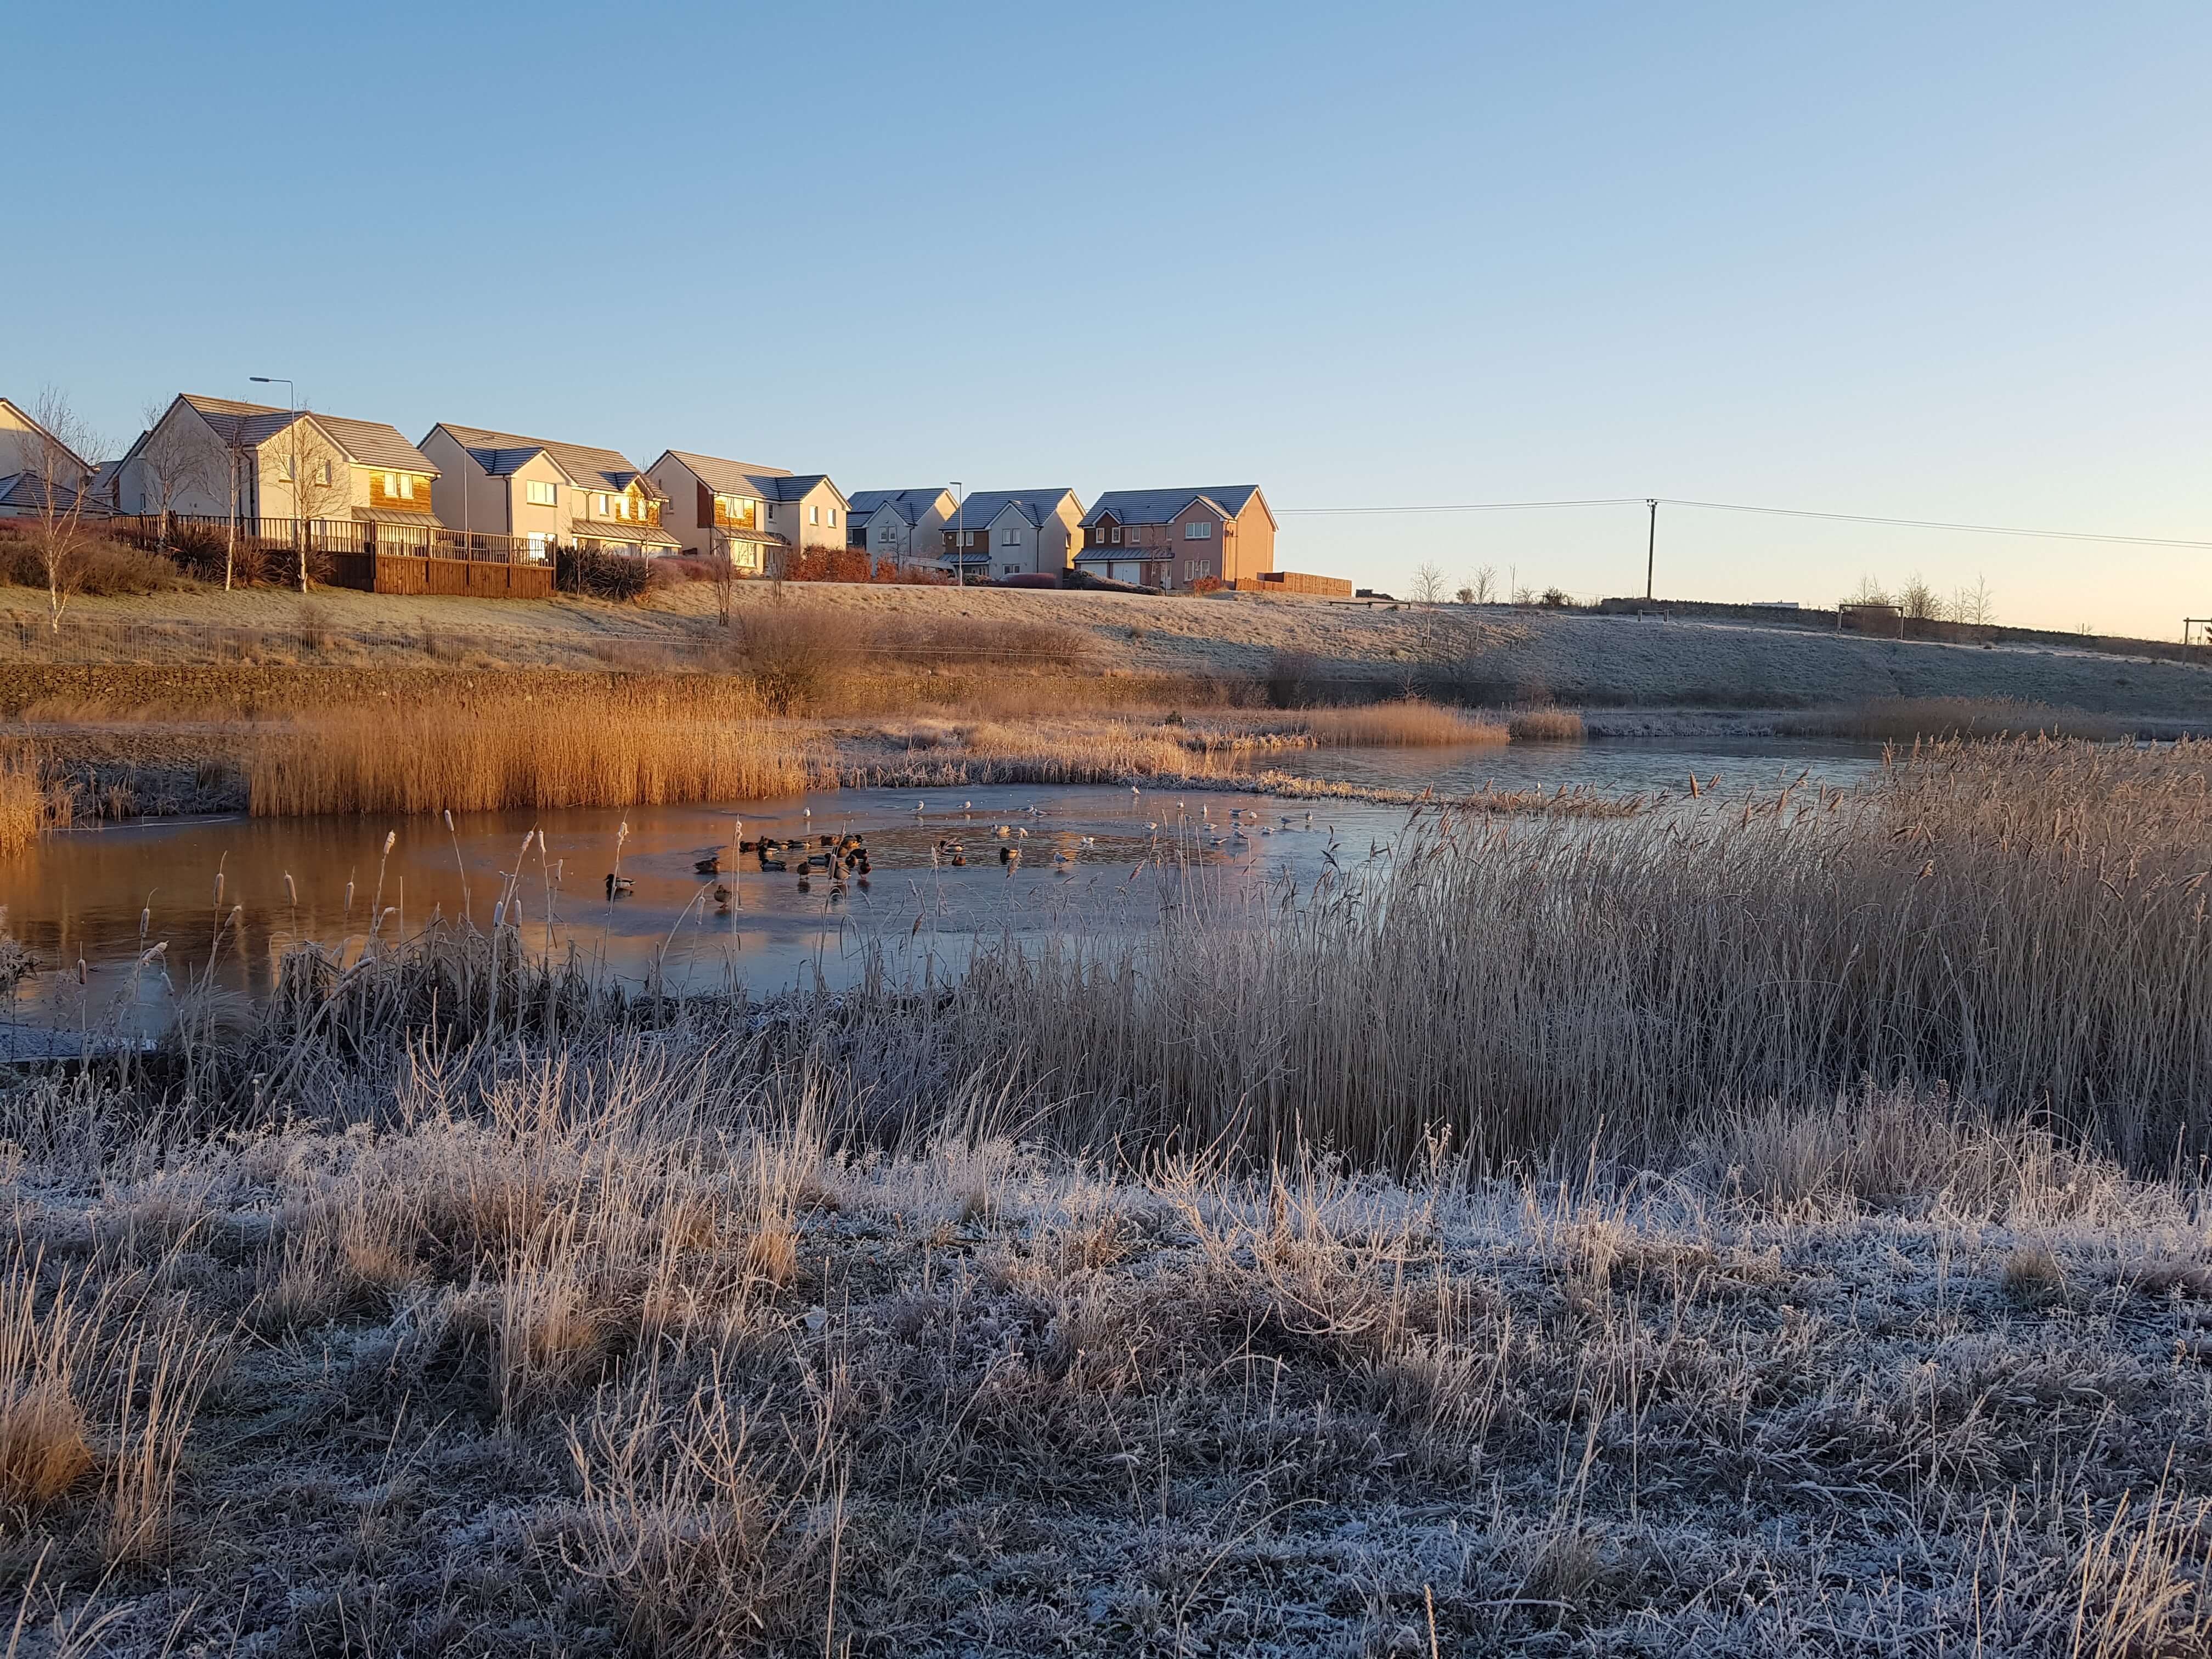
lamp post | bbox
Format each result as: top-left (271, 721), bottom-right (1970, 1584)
top-left (252, 376), bottom-right (304, 591)
top-left (951, 481), bottom-right (964, 589)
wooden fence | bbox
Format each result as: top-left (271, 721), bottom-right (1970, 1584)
top-left (325, 551), bottom-right (554, 599)
top-left (115, 514), bottom-right (539, 565)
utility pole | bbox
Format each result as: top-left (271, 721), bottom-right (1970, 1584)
top-left (951, 481), bottom-right (964, 588)
top-left (1644, 498), bottom-right (1658, 601)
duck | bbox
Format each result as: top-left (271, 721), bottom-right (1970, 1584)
top-left (605, 874), bottom-right (634, 898)
top-left (712, 884), bottom-right (732, 909)
top-left (998, 844), bottom-right (1014, 864)
top-left (995, 825), bottom-right (1012, 838)
top-left (796, 874), bottom-right (811, 894)
top-left (693, 854), bottom-right (721, 875)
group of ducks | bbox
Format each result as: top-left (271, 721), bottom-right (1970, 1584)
top-left (607, 799), bottom-right (1313, 903)
top-left (724, 832), bottom-right (872, 898)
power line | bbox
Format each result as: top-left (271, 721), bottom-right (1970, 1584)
top-left (1279, 496), bottom-right (1644, 516)
top-left (1278, 494), bottom-right (2212, 550)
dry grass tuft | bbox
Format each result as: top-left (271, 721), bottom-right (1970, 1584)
top-left (1508, 704), bottom-right (1585, 741)
top-left (0, 747), bottom-right (42, 856)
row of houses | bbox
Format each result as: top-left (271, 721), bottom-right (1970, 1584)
top-left (2, 394), bottom-right (1278, 592)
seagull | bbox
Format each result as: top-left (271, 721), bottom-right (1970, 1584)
top-left (915, 799), bottom-right (927, 813)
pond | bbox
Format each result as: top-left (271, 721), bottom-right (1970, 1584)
top-left (1, 737), bottom-right (1891, 1043)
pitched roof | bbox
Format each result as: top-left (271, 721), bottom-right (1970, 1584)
top-left (752, 472), bottom-right (837, 505)
top-left (0, 397), bottom-right (98, 478)
top-left (950, 488), bottom-right (1079, 529)
top-left (1081, 486), bottom-right (1266, 527)
top-left (0, 472), bottom-right (102, 515)
top-left (176, 395), bottom-right (439, 475)
top-left (435, 423), bottom-right (658, 495)
top-left (847, 487), bottom-right (950, 525)
top-left (661, 450), bottom-right (790, 499)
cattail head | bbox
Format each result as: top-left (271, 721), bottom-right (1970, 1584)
top-left (383, 831), bottom-right (396, 856)
top-left (444, 809), bottom-right (455, 832)
top-left (283, 872), bottom-right (297, 905)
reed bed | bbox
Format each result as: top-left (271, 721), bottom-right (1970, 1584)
top-left (903, 737), bottom-right (2212, 1169)
top-left (1780, 694), bottom-right (2126, 741)
top-left (1276, 698), bottom-right (1508, 747)
top-left (248, 700), bottom-right (832, 815)
top-left (1507, 704), bottom-right (1585, 741)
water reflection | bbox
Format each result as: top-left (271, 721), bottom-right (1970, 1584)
top-left (2, 738), bottom-right (1891, 1037)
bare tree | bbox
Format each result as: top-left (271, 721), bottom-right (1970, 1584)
top-left (1460, 565), bottom-right (1497, 605)
top-left (1953, 573), bottom-right (1997, 628)
top-left (1895, 573), bottom-right (1941, 621)
top-left (20, 390), bottom-right (106, 634)
top-left (134, 402), bottom-right (219, 560)
top-left (1849, 574), bottom-right (1893, 607)
top-left (1410, 561), bottom-right (1448, 604)
top-left (707, 532), bottom-right (737, 628)
top-left (275, 416), bottom-right (351, 594)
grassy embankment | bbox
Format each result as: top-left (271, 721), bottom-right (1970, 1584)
top-left (5, 740), bottom-right (2212, 1651)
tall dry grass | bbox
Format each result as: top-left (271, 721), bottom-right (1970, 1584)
top-left (907, 738), bottom-right (2212, 1168)
top-left (1277, 699), bottom-right (1507, 747)
top-left (249, 698), bottom-right (832, 815)
top-left (0, 748), bottom-right (42, 856)
top-left (1507, 704), bottom-right (1585, 741)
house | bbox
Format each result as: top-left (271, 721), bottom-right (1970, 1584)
top-left (642, 451), bottom-right (784, 573)
top-left (846, 488), bottom-right (955, 568)
top-left (1076, 487), bottom-right (1276, 590)
top-left (939, 489), bottom-right (1084, 582)
top-left (0, 396), bottom-right (101, 520)
top-left (644, 451), bottom-right (848, 569)
top-left (111, 394), bottom-right (442, 545)
top-left (419, 424), bottom-right (678, 561)
top-left (744, 466), bottom-right (848, 554)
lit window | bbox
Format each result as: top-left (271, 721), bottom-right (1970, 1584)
top-left (809, 506), bottom-right (820, 525)
top-left (828, 508), bottom-right (838, 527)
top-left (527, 533), bottom-right (548, 558)
top-left (526, 480), bottom-right (556, 506)
top-left (592, 493), bottom-right (608, 516)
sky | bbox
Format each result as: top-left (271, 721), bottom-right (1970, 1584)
top-left (7, 1), bottom-right (2208, 636)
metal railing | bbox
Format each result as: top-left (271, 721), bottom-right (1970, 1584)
top-left (114, 514), bottom-right (541, 565)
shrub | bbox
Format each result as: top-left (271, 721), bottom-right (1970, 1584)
top-left (0, 531), bottom-right (186, 596)
top-left (1263, 648), bottom-right (1318, 709)
top-left (556, 547), bottom-right (654, 602)
top-left (736, 601), bottom-right (850, 714)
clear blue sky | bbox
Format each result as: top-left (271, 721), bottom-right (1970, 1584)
top-left (11, 2), bottom-right (2207, 635)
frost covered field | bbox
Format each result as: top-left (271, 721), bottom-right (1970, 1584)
top-left (5, 738), bottom-right (2212, 1655)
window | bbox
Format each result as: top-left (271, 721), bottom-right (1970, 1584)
top-left (591, 493), bottom-right (608, 516)
top-left (809, 505), bottom-right (820, 525)
top-left (999, 527), bottom-right (1021, 546)
top-left (526, 533), bottom-right (548, 559)
top-left (1184, 520), bottom-right (1212, 540)
top-left (276, 456), bottom-right (294, 482)
top-left (313, 460), bottom-right (332, 486)
top-left (1110, 527), bottom-right (1122, 544)
top-left (828, 508), bottom-right (837, 527)
top-left (526, 480), bottom-right (557, 506)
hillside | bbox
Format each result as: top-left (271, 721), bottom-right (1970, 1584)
top-left (8, 580), bottom-right (2212, 719)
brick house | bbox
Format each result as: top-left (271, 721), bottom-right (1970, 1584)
top-left (1075, 487), bottom-right (1275, 590)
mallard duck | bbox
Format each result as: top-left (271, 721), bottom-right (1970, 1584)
top-left (693, 854), bottom-right (720, 874)
top-left (605, 874), bottom-right (634, 898)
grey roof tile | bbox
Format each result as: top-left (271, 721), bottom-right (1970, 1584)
top-left (1081, 486), bottom-right (1263, 526)
top-left (947, 488), bottom-right (1079, 529)
top-left (438, 423), bottom-right (660, 495)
